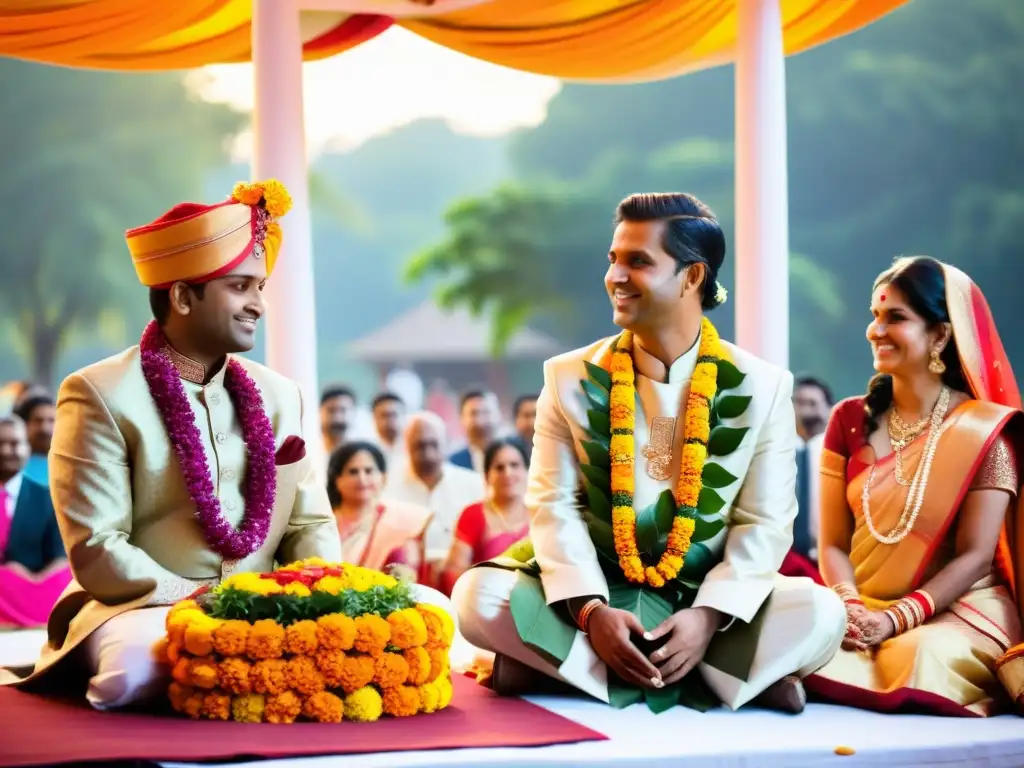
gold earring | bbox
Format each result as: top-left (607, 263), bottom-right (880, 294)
top-left (928, 348), bottom-right (946, 375)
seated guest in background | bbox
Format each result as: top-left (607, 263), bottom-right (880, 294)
top-left (0, 180), bottom-right (342, 708)
top-left (320, 385), bottom-right (357, 457)
top-left (371, 392), bottom-right (407, 472)
top-left (781, 376), bottom-right (834, 581)
top-left (807, 257), bottom-right (1023, 717)
top-left (327, 440), bottom-right (430, 581)
top-left (449, 389), bottom-right (501, 473)
top-left (440, 437), bottom-right (530, 595)
top-left (0, 414), bottom-right (71, 628)
top-left (13, 392), bottom-right (55, 486)
top-left (386, 412), bottom-right (483, 585)
top-left (512, 394), bottom-right (539, 463)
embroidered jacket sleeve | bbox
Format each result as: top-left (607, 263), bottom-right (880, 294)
top-left (49, 372), bottom-right (209, 606)
top-left (692, 369), bottom-right (799, 624)
top-left (276, 384), bottom-right (343, 564)
top-left (528, 358), bottom-right (609, 604)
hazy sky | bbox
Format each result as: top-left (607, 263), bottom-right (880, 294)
top-left (189, 26), bottom-right (561, 160)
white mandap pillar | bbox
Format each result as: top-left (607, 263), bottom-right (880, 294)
top-left (251, 0), bottom-right (323, 464)
top-left (734, 0), bottom-right (790, 369)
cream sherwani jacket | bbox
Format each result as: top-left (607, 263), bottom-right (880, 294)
top-left (528, 333), bottom-right (798, 625)
top-left (1, 345), bottom-right (342, 686)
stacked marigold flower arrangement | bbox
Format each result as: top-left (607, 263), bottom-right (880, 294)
top-left (158, 558), bottom-right (455, 723)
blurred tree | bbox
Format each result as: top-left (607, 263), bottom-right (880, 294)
top-left (0, 60), bottom-right (244, 386)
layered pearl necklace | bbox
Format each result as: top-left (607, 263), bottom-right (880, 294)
top-left (862, 386), bottom-right (950, 545)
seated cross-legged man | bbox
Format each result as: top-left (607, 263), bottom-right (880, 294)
top-left (453, 193), bottom-right (846, 713)
top-left (1, 181), bottom-right (354, 709)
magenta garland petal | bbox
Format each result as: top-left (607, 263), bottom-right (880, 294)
top-left (140, 321), bottom-right (276, 559)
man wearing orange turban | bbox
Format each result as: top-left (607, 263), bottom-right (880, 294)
top-left (0, 181), bottom-right (343, 709)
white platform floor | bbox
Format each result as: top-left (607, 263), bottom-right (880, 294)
top-left (4, 628), bottom-right (1023, 768)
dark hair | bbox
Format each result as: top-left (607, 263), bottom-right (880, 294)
top-left (863, 256), bottom-right (969, 433)
top-left (149, 284), bottom-right (205, 326)
top-left (513, 394), bottom-right (538, 417)
top-left (325, 441), bottom-right (386, 507)
top-left (614, 192), bottom-right (727, 310)
top-left (320, 386), bottom-right (356, 407)
top-left (372, 392), bottom-right (403, 410)
top-left (483, 437), bottom-right (530, 474)
top-left (795, 376), bottom-right (834, 406)
top-left (459, 389), bottom-right (492, 410)
top-left (13, 394), bottom-right (54, 422)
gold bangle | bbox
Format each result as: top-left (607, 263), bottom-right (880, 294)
top-left (577, 598), bottom-right (604, 633)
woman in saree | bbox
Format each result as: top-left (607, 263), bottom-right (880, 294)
top-left (439, 437), bottom-right (530, 597)
top-left (327, 441), bottom-right (432, 582)
top-left (805, 256), bottom-right (1024, 716)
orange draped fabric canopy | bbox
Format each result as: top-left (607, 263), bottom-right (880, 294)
top-left (0, 0), bottom-right (909, 79)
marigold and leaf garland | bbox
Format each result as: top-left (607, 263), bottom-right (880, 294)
top-left (162, 559), bottom-right (454, 723)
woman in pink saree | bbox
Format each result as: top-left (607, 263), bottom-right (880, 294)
top-left (805, 257), bottom-right (1024, 716)
top-left (440, 438), bottom-right (530, 596)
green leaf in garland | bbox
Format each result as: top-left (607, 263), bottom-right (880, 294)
top-left (679, 542), bottom-right (716, 580)
top-left (692, 515), bottom-right (726, 543)
top-left (580, 464), bottom-right (611, 493)
top-left (715, 359), bottom-right (746, 391)
top-left (697, 487), bottom-right (726, 517)
top-left (587, 410), bottom-right (611, 439)
top-left (701, 462), bottom-right (738, 489)
top-left (608, 582), bottom-right (674, 631)
top-left (581, 440), bottom-right (611, 471)
top-left (708, 425), bottom-right (749, 456)
top-left (583, 479), bottom-right (612, 524)
top-left (509, 577), bottom-right (576, 667)
top-left (581, 379), bottom-right (610, 411)
top-left (635, 490), bottom-right (675, 557)
top-left (715, 394), bottom-right (752, 419)
top-left (645, 683), bottom-right (682, 714)
top-left (583, 509), bottom-right (616, 557)
top-left (584, 361), bottom-right (612, 393)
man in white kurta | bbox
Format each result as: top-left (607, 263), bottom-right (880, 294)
top-left (453, 192), bottom-right (845, 711)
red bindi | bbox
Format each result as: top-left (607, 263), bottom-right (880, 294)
top-left (879, 293), bottom-right (887, 301)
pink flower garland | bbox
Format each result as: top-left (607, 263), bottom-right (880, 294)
top-left (140, 321), bottom-right (276, 559)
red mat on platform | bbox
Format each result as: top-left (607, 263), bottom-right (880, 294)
top-left (0, 675), bottom-right (606, 767)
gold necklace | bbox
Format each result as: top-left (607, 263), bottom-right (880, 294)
top-left (862, 386), bottom-right (949, 544)
top-left (887, 389), bottom-right (946, 486)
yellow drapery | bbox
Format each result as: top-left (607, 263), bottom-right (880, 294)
top-left (0, 1), bottom-right (910, 78)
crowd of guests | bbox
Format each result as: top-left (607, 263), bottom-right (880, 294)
top-left (318, 386), bottom-right (538, 595)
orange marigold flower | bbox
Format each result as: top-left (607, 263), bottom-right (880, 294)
top-left (218, 657), bottom-right (253, 695)
top-left (171, 657), bottom-right (191, 685)
top-left (382, 685), bottom-right (421, 717)
top-left (418, 681), bottom-right (441, 713)
top-left (339, 654), bottom-right (376, 694)
top-left (387, 608), bottom-right (428, 650)
top-left (284, 620), bottom-right (319, 656)
top-left (403, 647), bottom-right (431, 686)
top-left (166, 609), bottom-right (201, 646)
top-left (181, 691), bottom-right (205, 719)
top-left (303, 691), bottom-right (344, 723)
top-left (344, 686), bottom-right (383, 722)
top-left (264, 691), bottom-right (303, 724)
top-left (166, 641), bottom-right (183, 665)
top-left (260, 179), bottom-right (293, 219)
top-left (373, 652), bottom-right (411, 689)
top-left (285, 656), bottom-right (326, 695)
top-left (152, 636), bottom-right (169, 665)
top-left (246, 619), bottom-right (285, 660)
top-left (188, 656), bottom-right (219, 689)
top-left (168, 681), bottom-right (193, 712)
top-left (353, 614), bottom-right (390, 655)
top-left (316, 613), bottom-right (356, 651)
top-left (315, 649), bottom-right (347, 688)
top-left (250, 659), bottom-right (288, 695)
top-left (232, 181), bottom-right (264, 206)
top-left (426, 648), bottom-right (448, 684)
top-left (416, 604), bottom-right (454, 649)
top-left (232, 694), bottom-right (265, 723)
top-left (202, 691), bottom-right (232, 720)
top-left (183, 622), bottom-right (215, 657)
top-left (212, 620), bottom-right (250, 657)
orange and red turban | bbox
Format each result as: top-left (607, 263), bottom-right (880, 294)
top-left (125, 180), bottom-right (292, 288)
